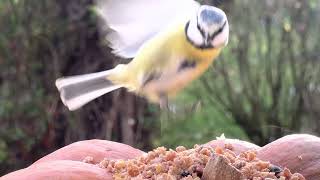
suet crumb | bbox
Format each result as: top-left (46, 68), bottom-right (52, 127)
top-left (92, 145), bottom-right (305, 180)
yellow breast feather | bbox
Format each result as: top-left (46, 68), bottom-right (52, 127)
top-left (110, 23), bottom-right (222, 102)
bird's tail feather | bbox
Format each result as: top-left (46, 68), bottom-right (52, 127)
top-left (55, 70), bottom-right (122, 111)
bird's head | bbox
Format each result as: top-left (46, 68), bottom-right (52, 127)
top-left (185, 5), bottom-right (229, 49)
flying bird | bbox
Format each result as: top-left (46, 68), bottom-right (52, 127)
top-left (55, 0), bottom-right (229, 110)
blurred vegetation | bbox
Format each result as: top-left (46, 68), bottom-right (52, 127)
top-left (0, 0), bottom-right (154, 174)
top-left (0, 0), bottom-right (319, 176)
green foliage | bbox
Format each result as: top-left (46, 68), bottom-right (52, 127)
top-left (153, 82), bottom-right (249, 148)
top-left (0, 0), bottom-right (154, 175)
top-left (154, 104), bottom-right (248, 149)
top-left (0, 140), bottom-right (8, 163)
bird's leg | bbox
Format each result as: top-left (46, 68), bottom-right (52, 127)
top-left (159, 94), bottom-right (179, 114)
top-left (159, 93), bottom-right (169, 110)
top-left (159, 93), bottom-right (172, 133)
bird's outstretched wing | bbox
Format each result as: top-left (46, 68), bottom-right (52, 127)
top-left (96, 0), bottom-right (200, 58)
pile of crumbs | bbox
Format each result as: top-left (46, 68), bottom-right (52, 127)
top-left (89, 144), bottom-right (305, 180)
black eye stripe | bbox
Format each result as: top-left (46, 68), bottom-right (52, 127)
top-left (196, 19), bottom-right (227, 40)
top-left (196, 16), bottom-right (206, 38)
top-left (210, 21), bottom-right (227, 39)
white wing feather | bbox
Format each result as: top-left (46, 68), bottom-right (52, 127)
top-left (96, 0), bottom-right (200, 58)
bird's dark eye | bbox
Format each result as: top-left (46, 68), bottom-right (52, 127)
top-left (216, 23), bottom-right (225, 34)
top-left (209, 21), bottom-right (226, 40)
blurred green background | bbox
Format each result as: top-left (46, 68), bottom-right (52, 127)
top-left (0, 0), bottom-right (319, 175)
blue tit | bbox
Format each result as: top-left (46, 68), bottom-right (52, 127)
top-left (55, 0), bottom-right (229, 110)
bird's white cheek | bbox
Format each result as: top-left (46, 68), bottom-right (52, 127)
top-left (187, 21), bottom-right (204, 46)
top-left (212, 23), bottom-right (229, 48)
